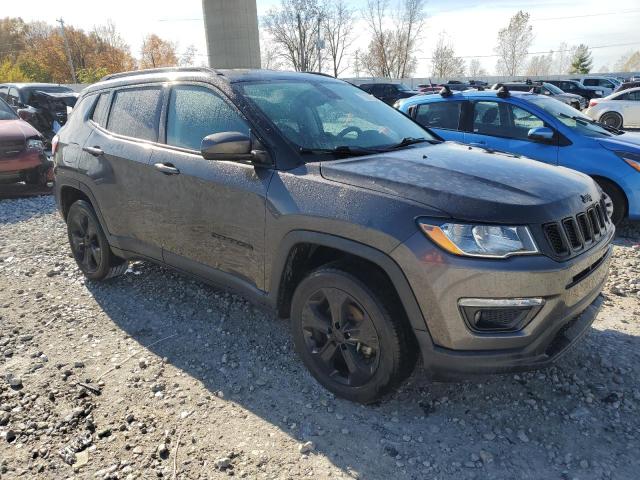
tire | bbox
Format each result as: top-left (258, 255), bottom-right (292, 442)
top-left (599, 112), bottom-right (623, 129)
top-left (290, 263), bottom-right (417, 404)
top-left (595, 178), bottom-right (626, 226)
top-left (66, 200), bottom-right (127, 280)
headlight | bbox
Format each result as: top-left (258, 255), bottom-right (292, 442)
top-left (595, 90), bottom-right (603, 96)
top-left (419, 221), bottom-right (539, 258)
top-left (26, 139), bottom-right (44, 151)
top-left (615, 151), bottom-right (640, 172)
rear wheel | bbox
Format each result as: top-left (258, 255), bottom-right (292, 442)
top-left (595, 179), bottom-right (626, 226)
top-left (290, 263), bottom-right (417, 404)
top-left (66, 200), bottom-right (127, 280)
top-left (599, 112), bottom-right (623, 129)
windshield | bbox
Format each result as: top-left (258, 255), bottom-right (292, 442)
top-left (237, 80), bottom-right (434, 153)
top-left (542, 83), bottom-right (564, 95)
top-left (528, 96), bottom-right (615, 138)
top-left (0, 98), bottom-right (17, 120)
top-left (397, 83), bottom-right (412, 91)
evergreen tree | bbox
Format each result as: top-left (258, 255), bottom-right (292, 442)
top-left (570, 44), bottom-right (593, 74)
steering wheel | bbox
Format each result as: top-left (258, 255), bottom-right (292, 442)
top-left (337, 126), bottom-right (363, 139)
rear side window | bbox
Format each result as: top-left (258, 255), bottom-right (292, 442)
top-left (415, 102), bottom-right (462, 130)
top-left (0, 86), bottom-right (7, 100)
top-left (166, 85), bottom-right (249, 151)
top-left (91, 92), bottom-right (110, 126)
top-left (107, 87), bottom-right (162, 142)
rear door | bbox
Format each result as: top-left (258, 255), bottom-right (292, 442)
top-left (82, 84), bottom-right (165, 260)
top-left (413, 100), bottom-right (466, 142)
top-left (466, 100), bottom-right (559, 164)
top-left (148, 83), bottom-right (272, 290)
top-left (616, 91), bottom-right (640, 125)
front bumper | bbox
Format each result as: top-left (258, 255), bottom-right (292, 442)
top-left (0, 149), bottom-right (49, 179)
top-left (391, 227), bottom-right (613, 378)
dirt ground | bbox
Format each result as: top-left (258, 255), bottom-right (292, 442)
top-left (0, 194), bottom-right (639, 480)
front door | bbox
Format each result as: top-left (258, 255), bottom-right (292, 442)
top-left (148, 83), bottom-right (272, 290)
top-left (465, 100), bottom-right (559, 165)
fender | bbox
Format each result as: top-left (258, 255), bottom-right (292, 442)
top-left (268, 230), bottom-right (432, 337)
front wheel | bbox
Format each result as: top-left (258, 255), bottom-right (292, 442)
top-left (595, 179), bottom-right (626, 226)
top-left (66, 200), bottom-right (127, 280)
top-left (290, 264), bottom-right (417, 404)
top-left (599, 112), bottom-right (623, 129)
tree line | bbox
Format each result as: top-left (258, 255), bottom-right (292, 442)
top-left (0, 17), bottom-right (193, 83)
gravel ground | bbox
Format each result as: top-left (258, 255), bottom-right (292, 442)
top-left (0, 195), bottom-right (639, 480)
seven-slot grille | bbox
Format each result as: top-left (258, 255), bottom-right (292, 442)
top-left (0, 140), bottom-right (25, 158)
top-left (543, 199), bottom-right (609, 257)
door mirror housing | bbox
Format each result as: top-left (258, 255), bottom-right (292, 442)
top-left (201, 131), bottom-right (271, 165)
top-left (528, 126), bottom-right (554, 142)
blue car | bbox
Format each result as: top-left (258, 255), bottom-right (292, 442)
top-left (398, 89), bottom-right (640, 225)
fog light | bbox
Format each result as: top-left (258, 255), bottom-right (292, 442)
top-left (459, 298), bottom-right (544, 332)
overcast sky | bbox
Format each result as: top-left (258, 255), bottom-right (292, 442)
top-left (5, 0), bottom-right (640, 77)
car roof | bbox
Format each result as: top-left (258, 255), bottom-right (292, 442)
top-left (400, 89), bottom-right (538, 107)
top-left (84, 67), bottom-right (345, 95)
top-left (0, 83), bottom-right (72, 89)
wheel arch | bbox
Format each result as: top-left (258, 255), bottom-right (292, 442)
top-left (269, 231), bottom-right (431, 338)
top-left (58, 182), bottom-right (111, 236)
top-left (590, 175), bottom-right (629, 217)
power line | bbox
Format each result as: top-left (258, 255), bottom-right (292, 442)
top-left (531, 9), bottom-right (640, 21)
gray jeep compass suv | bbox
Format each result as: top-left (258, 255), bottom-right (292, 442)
top-left (54, 67), bottom-right (614, 403)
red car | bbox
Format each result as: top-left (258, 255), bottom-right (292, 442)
top-left (0, 97), bottom-right (51, 186)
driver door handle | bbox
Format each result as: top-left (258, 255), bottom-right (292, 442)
top-left (154, 163), bottom-right (180, 175)
top-left (83, 146), bottom-right (104, 157)
top-left (470, 141), bottom-right (486, 146)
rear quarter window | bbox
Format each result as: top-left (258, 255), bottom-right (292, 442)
top-left (91, 92), bottom-right (111, 126)
top-left (107, 87), bottom-right (163, 142)
top-left (415, 102), bottom-right (462, 130)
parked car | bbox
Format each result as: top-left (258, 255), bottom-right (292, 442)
top-left (491, 81), bottom-right (587, 110)
top-left (584, 87), bottom-right (640, 130)
top-left (0, 83), bottom-right (78, 147)
top-left (417, 84), bottom-right (442, 94)
top-left (399, 88), bottom-right (640, 225)
top-left (571, 77), bottom-right (620, 97)
top-left (0, 96), bottom-right (51, 186)
top-left (540, 79), bottom-right (602, 100)
top-left (613, 81), bottom-right (640, 93)
top-left (55, 67), bottom-right (613, 403)
top-left (358, 82), bottom-right (419, 105)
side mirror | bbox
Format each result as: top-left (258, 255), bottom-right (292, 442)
top-left (528, 126), bottom-right (554, 142)
top-left (201, 131), bottom-right (271, 165)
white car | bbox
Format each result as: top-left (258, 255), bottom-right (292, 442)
top-left (584, 87), bottom-right (640, 129)
top-left (572, 76), bottom-right (621, 97)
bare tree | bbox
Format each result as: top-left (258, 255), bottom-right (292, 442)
top-left (361, 0), bottom-right (426, 78)
top-left (467, 58), bottom-right (486, 78)
top-left (526, 52), bottom-right (552, 76)
top-left (614, 51), bottom-right (640, 72)
top-left (263, 0), bottom-right (325, 72)
top-left (179, 45), bottom-right (198, 67)
top-left (260, 36), bottom-right (284, 70)
top-left (430, 32), bottom-right (465, 79)
top-left (552, 42), bottom-right (572, 75)
top-left (323, 0), bottom-right (355, 77)
top-left (494, 10), bottom-right (533, 76)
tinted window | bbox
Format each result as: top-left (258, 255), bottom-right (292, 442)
top-left (166, 85), bottom-right (249, 151)
top-left (415, 102), bottom-right (462, 130)
top-left (0, 86), bottom-right (7, 100)
top-left (473, 101), bottom-right (502, 135)
top-left (509, 105), bottom-right (544, 139)
top-left (7, 88), bottom-right (19, 106)
top-left (583, 79), bottom-right (597, 86)
top-left (107, 87), bottom-right (162, 142)
top-left (0, 98), bottom-right (17, 120)
top-left (473, 101), bottom-right (544, 140)
top-left (91, 92), bottom-right (110, 126)
top-left (629, 91), bottom-right (640, 101)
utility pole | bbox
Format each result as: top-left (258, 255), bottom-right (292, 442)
top-left (57, 18), bottom-right (77, 83)
top-left (316, 15), bottom-right (322, 74)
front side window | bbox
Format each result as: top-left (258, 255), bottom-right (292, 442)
top-left (415, 101), bottom-right (462, 130)
top-left (0, 98), bottom-right (18, 120)
top-left (509, 105), bottom-right (545, 139)
top-left (0, 86), bottom-right (7, 100)
top-left (473, 101), bottom-right (544, 140)
top-left (236, 80), bottom-right (433, 153)
top-left (7, 88), bottom-right (19, 106)
top-left (166, 85), bottom-right (250, 151)
top-left (107, 87), bottom-right (162, 142)
top-left (583, 79), bottom-right (597, 87)
top-left (528, 96), bottom-right (615, 138)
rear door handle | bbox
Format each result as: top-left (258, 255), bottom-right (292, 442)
top-left (469, 141), bottom-right (486, 146)
top-left (83, 146), bottom-right (104, 156)
top-left (154, 163), bottom-right (180, 175)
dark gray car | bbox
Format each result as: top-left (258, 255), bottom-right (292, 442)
top-left (53, 68), bottom-right (613, 403)
top-left (492, 82), bottom-right (587, 110)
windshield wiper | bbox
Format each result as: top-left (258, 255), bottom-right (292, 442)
top-left (381, 137), bottom-right (438, 151)
top-left (558, 113), bottom-right (624, 135)
top-left (299, 145), bottom-right (382, 157)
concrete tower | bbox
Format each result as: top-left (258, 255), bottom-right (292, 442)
top-left (202, 0), bottom-right (261, 69)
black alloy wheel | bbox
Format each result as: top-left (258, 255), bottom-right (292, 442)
top-left (290, 264), bottom-right (417, 404)
top-left (66, 200), bottom-right (127, 280)
top-left (300, 287), bottom-right (381, 387)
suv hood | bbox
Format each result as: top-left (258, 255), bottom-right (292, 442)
top-left (0, 119), bottom-right (40, 143)
top-left (597, 132), bottom-right (640, 153)
top-left (320, 142), bottom-right (600, 224)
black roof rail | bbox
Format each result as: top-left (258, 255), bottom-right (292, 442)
top-left (100, 66), bottom-right (222, 82)
top-left (496, 85), bottom-right (510, 98)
